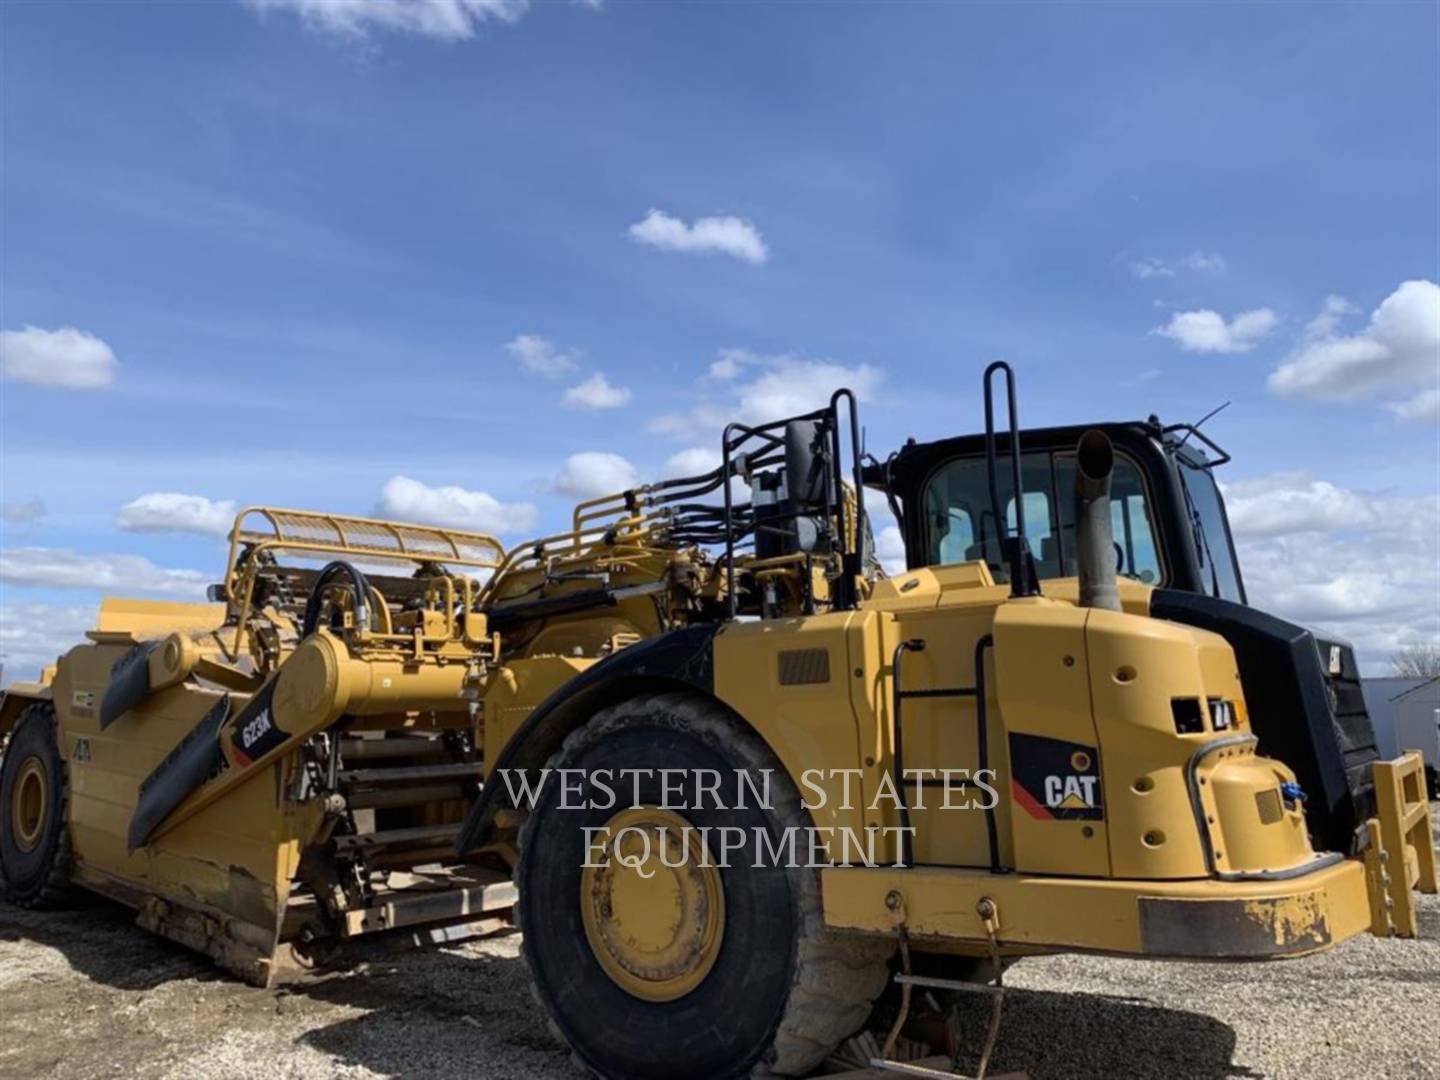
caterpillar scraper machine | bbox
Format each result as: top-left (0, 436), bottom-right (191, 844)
top-left (1, 363), bottom-right (1434, 1079)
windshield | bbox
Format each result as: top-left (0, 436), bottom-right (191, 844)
top-left (1175, 457), bottom-right (1245, 604)
top-left (920, 450), bottom-right (1163, 586)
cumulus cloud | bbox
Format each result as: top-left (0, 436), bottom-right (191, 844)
top-left (563, 371), bottom-right (632, 409)
top-left (553, 452), bottom-right (639, 498)
top-left (628, 209), bottom-right (769, 265)
top-left (875, 525), bottom-right (907, 577)
top-left (665, 447), bottom-right (722, 476)
top-left (0, 498), bottom-right (46, 524)
top-left (0, 602), bottom-right (97, 686)
top-left (376, 475), bottom-right (538, 534)
top-left (1221, 473), bottom-right (1377, 538)
top-left (1155, 308), bottom-right (1278, 354)
top-left (1224, 472), bottom-right (1439, 670)
top-left (1389, 387), bottom-right (1440, 425)
top-left (737, 357), bottom-right (883, 421)
top-left (1303, 294), bottom-right (1358, 340)
top-left (1128, 251), bottom-right (1225, 280)
top-left (0, 548), bottom-right (210, 595)
top-left (506, 334), bottom-right (578, 379)
top-left (1130, 257), bottom-right (1174, 280)
top-left (1268, 280), bottom-right (1439, 409)
top-left (647, 404), bottom-right (731, 441)
top-left (647, 352), bottom-right (884, 441)
top-left (1182, 251), bottom-right (1227, 274)
top-left (243, 0), bottom-right (528, 41)
top-left (707, 349), bottom-right (750, 381)
top-left (0, 325), bottom-right (118, 389)
top-left (116, 492), bottom-right (238, 537)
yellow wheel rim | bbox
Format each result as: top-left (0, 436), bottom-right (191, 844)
top-left (12, 756), bottom-right (48, 854)
top-left (580, 806), bottom-right (725, 1002)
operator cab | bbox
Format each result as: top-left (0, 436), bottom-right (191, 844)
top-left (865, 418), bottom-right (1246, 604)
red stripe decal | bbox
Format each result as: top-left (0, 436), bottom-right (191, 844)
top-left (1012, 778), bottom-right (1053, 820)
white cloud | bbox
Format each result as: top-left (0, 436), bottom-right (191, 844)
top-left (1224, 473), bottom-right (1439, 671)
top-left (736, 357), bottom-right (883, 421)
top-left (1268, 280), bottom-right (1440, 405)
top-left (665, 447), bottom-right (721, 476)
top-left (1155, 307), bottom-right (1278, 354)
top-left (707, 350), bottom-right (749, 381)
top-left (553, 452), bottom-right (639, 498)
top-left (0, 498), bottom-right (46, 524)
top-left (563, 371), bottom-right (632, 409)
top-left (647, 353), bottom-right (884, 441)
top-left (1303, 294), bottom-right (1358, 340)
top-left (628, 209), bottom-right (769, 265)
top-left (1221, 473), bottom-right (1377, 538)
top-left (1182, 251), bottom-right (1227, 274)
top-left (506, 334), bottom-right (578, 379)
top-left (875, 525), bottom-right (907, 577)
top-left (1389, 387), bottom-right (1440, 425)
top-left (1130, 257), bottom-right (1174, 280)
top-left (0, 548), bottom-right (210, 595)
top-left (116, 492), bottom-right (238, 537)
top-left (243, 0), bottom-right (528, 41)
top-left (376, 475), bottom-right (538, 534)
top-left (647, 404), bottom-right (731, 441)
top-left (0, 325), bottom-right (118, 389)
top-left (0, 602), bottom-right (96, 686)
top-left (1129, 252), bottom-right (1225, 280)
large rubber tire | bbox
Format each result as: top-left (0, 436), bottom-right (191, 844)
top-left (0, 703), bottom-right (74, 907)
top-left (517, 691), bottom-right (892, 1079)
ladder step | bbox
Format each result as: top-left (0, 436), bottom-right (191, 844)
top-left (340, 871), bottom-right (517, 936)
top-left (334, 823), bottom-right (463, 852)
top-left (337, 763), bottom-right (481, 785)
top-left (894, 972), bottom-right (1001, 995)
top-left (346, 783), bottom-right (466, 810)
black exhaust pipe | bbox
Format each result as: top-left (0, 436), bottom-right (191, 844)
top-left (1075, 430), bottom-right (1121, 612)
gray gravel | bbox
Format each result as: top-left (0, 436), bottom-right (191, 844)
top-left (2, 854), bottom-right (1436, 1080)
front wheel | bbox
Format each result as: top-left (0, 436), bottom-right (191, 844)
top-left (0, 703), bottom-right (74, 907)
top-left (516, 691), bottom-right (892, 1079)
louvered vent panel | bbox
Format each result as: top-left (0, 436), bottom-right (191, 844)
top-left (778, 648), bottom-right (830, 686)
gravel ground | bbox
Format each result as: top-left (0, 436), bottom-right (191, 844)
top-left (2, 853), bottom-right (1437, 1080)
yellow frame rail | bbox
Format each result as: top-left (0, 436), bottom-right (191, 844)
top-left (1364, 750), bottom-right (1438, 938)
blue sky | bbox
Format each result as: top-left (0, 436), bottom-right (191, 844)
top-left (1, 0), bottom-right (1437, 679)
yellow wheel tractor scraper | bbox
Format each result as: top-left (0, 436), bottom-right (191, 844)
top-left (1, 364), bottom-right (1434, 1079)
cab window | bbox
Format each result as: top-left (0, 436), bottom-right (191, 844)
top-left (1176, 457), bottom-right (1244, 603)
top-left (921, 449), bottom-right (1162, 585)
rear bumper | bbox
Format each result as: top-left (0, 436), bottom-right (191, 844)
top-left (823, 753), bottom-right (1436, 961)
top-left (821, 857), bottom-right (1374, 960)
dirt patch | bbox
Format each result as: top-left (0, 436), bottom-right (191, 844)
top-left (2, 887), bottom-right (1437, 1079)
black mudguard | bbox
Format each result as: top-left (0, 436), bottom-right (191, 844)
top-left (455, 623), bottom-right (718, 855)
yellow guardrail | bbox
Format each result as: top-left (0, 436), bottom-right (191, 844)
top-left (225, 507), bottom-right (506, 582)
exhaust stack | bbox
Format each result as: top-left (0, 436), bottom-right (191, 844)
top-left (1075, 429), bottom-right (1122, 612)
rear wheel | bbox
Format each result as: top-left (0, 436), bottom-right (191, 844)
top-left (516, 691), bottom-right (892, 1079)
top-left (0, 703), bottom-right (74, 907)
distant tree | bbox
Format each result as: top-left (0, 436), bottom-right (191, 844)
top-left (1391, 643), bottom-right (1440, 679)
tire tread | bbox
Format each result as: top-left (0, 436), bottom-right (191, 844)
top-left (516, 691), bottom-right (891, 1078)
top-left (0, 703), bottom-right (75, 909)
